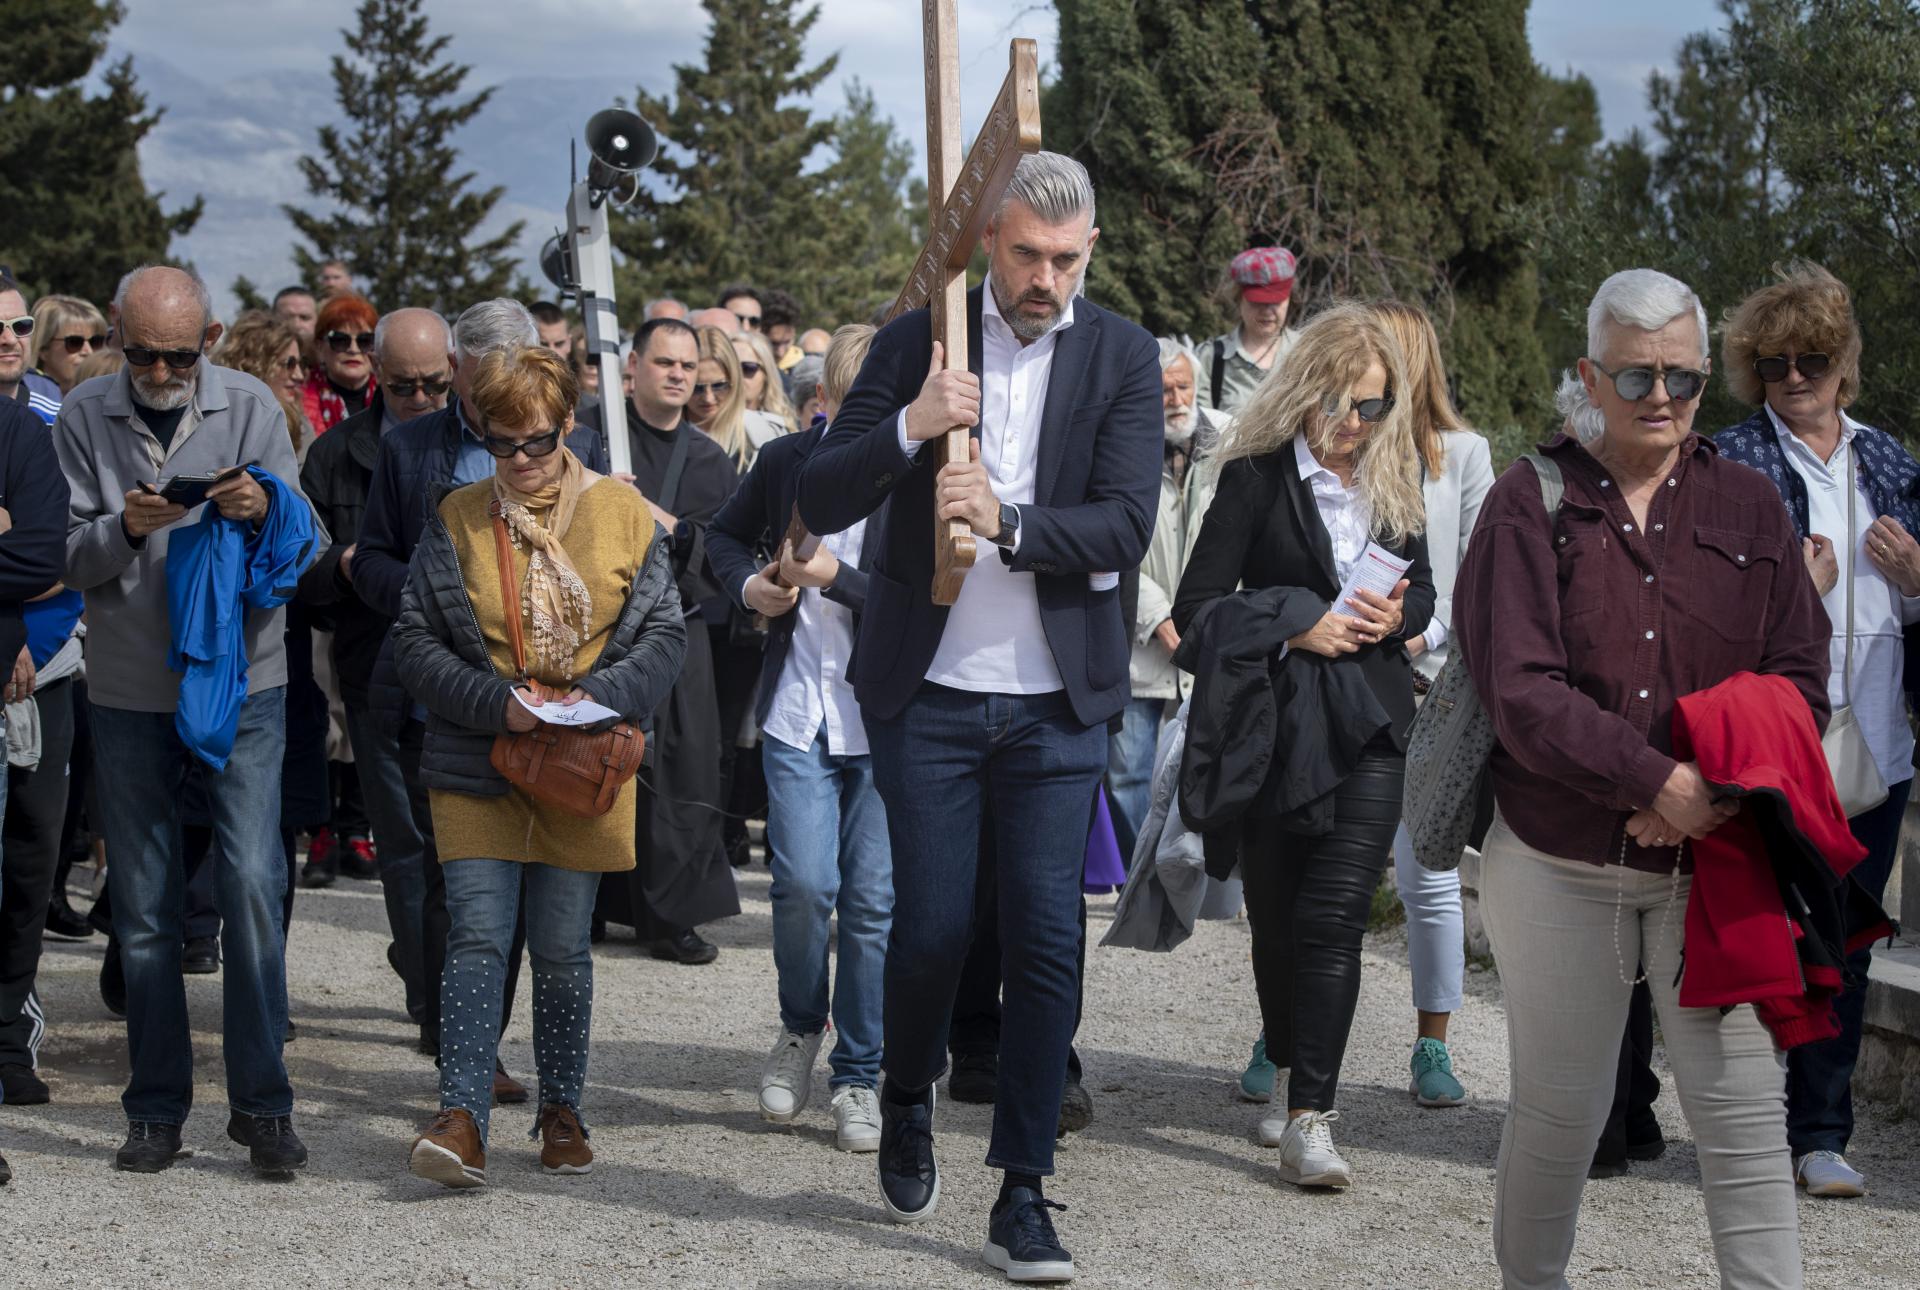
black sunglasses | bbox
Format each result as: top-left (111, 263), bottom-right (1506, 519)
top-left (692, 380), bottom-right (732, 400)
top-left (1753, 352), bottom-right (1831, 384)
top-left (56, 332), bottom-right (108, 355)
top-left (481, 427), bottom-right (563, 459)
top-left (1322, 392), bottom-right (1395, 424)
top-left (731, 312), bottom-right (761, 330)
top-left (0, 316), bottom-right (33, 339)
top-left (123, 345), bottom-right (203, 371)
top-left (325, 330), bottom-right (376, 354)
top-left (738, 360), bottom-right (763, 378)
top-left (384, 375), bottom-right (451, 398)
top-left (1589, 360), bottom-right (1707, 403)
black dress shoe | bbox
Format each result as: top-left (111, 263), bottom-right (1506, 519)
top-left (283, 1018), bottom-right (298, 1044)
top-left (1587, 1156), bottom-right (1629, 1179)
top-left (646, 929), bottom-right (718, 965)
top-left (726, 832), bottom-right (753, 868)
top-left (0, 1063), bottom-right (49, 1105)
top-left (0, 1148), bottom-right (10, 1185)
top-left (985, 1185), bottom-right (1074, 1282)
top-left (115, 1121), bottom-right (183, 1172)
top-left (44, 897), bottom-right (93, 940)
top-left (418, 1029), bottom-right (440, 1057)
top-left (948, 1052), bottom-right (997, 1104)
top-left (877, 1082), bottom-right (939, 1223)
top-left (99, 939), bottom-right (126, 1018)
top-left (590, 917), bottom-right (607, 945)
top-left (1627, 1135), bottom-right (1667, 1162)
top-left (181, 936), bottom-right (220, 975)
top-left (227, 1112), bottom-right (307, 1175)
top-left (1056, 1076), bottom-right (1094, 1136)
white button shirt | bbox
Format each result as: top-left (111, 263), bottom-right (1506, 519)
top-left (762, 517), bottom-right (870, 757)
top-left (1769, 405), bottom-right (1920, 787)
top-left (1294, 432), bottom-right (1372, 587)
top-left (898, 288), bottom-right (1073, 695)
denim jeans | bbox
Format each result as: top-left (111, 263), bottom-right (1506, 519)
top-left (867, 685), bottom-right (1105, 1177)
top-left (344, 699), bottom-right (427, 1021)
top-left (762, 723), bottom-right (892, 1089)
top-left (1105, 696), bottom-right (1167, 864)
top-left (1787, 776), bottom-right (1912, 1157)
top-left (94, 689), bottom-right (292, 1125)
top-left (1391, 822), bottom-right (1465, 1015)
top-left (440, 858), bottom-right (599, 1146)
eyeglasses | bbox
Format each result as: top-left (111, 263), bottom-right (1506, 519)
top-left (279, 355), bottom-right (306, 374)
top-left (1589, 360), bottom-right (1707, 403)
top-left (1753, 352), bottom-right (1832, 384)
top-left (692, 380), bottom-right (732, 400)
top-left (56, 332), bottom-right (108, 355)
top-left (1321, 392), bottom-right (1395, 424)
top-left (0, 316), bottom-right (33, 339)
top-left (731, 312), bottom-right (761, 330)
top-left (481, 427), bottom-right (563, 459)
top-left (385, 375), bottom-right (451, 398)
top-left (123, 345), bottom-right (203, 371)
top-left (325, 330), bottom-right (376, 354)
top-left (738, 361), bottom-right (763, 378)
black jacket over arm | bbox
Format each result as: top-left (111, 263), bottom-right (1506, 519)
top-left (296, 395), bottom-right (386, 703)
top-left (0, 402), bottom-right (69, 664)
top-left (794, 286), bottom-right (1164, 727)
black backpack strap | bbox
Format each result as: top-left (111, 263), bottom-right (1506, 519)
top-left (1210, 338), bottom-right (1227, 410)
top-left (657, 423), bottom-right (693, 514)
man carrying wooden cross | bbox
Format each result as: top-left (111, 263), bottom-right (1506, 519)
top-left (797, 152), bottom-right (1161, 1283)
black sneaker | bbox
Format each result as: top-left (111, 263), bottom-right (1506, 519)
top-left (877, 1082), bottom-right (939, 1223)
top-left (0, 1147), bottom-right (10, 1185)
top-left (984, 1186), bottom-right (1075, 1282)
top-left (181, 936), bottom-right (220, 975)
top-left (1056, 1077), bottom-right (1093, 1136)
top-left (948, 1052), bottom-right (997, 1104)
top-left (114, 1121), bottom-right (183, 1173)
top-left (0, 1063), bottom-right (49, 1105)
top-left (99, 939), bottom-right (126, 1018)
top-left (44, 895), bottom-right (93, 940)
top-left (227, 1112), bottom-right (308, 1176)
top-left (646, 929), bottom-right (719, 965)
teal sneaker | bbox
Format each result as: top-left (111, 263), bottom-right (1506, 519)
top-left (1409, 1037), bottom-right (1467, 1107)
top-left (1238, 1031), bottom-right (1278, 1103)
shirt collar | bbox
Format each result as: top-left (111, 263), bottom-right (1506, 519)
top-left (1765, 401), bottom-right (1862, 459)
top-left (982, 282), bottom-right (1076, 346)
top-left (1294, 431), bottom-right (1339, 484)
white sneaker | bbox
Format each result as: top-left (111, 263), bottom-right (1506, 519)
top-left (1256, 1105), bottom-right (1292, 1147)
top-left (831, 1085), bottom-right (882, 1152)
top-left (1795, 1150), bottom-right (1866, 1198)
top-left (759, 1029), bottom-right (824, 1123)
top-left (1274, 1110), bottom-right (1352, 1189)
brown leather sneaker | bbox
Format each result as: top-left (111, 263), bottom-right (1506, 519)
top-left (410, 1107), bottom-right (487, 1188)
top-left (538, 1102), bottom-right (593, 1175)
top-left (493, 1061), bottom-right (529, 1105)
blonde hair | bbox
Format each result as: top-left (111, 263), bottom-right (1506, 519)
top-left (1720, 261), bottom-right (1862, 409)
top-left (695, 325), bottom-right (753, 467)
top-left (470, 345), bottom-right (578, 433)
top-left (28, 294), bottom-right (107, 374)
top-left (213, 310), bottom-right (308, 454)
top-left (821, 323), bottom-right (876, 407)
top-left (736, 330), bottom-right (798, 434)
top-left (1370, 301), bottom-right (1466, 477)
top-left (1216, 301), bottom-right (1425, 544)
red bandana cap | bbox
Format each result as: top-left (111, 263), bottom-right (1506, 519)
top-left (1231, 247), bottom-right (1297, 304)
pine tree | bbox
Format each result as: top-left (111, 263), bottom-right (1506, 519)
top-left (285, 0), bottom-right (522, 314)
top-left (0, 0), bottom-right (201, 306)
top-left (612, 0), bottom-right (837, 322)
top-left (808, 82), bottom-right (924, 324)
top-left (231, 276), bottom-right (269, 313)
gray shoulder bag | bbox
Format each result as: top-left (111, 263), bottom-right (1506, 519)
top-left (1401, 452), bottom-right (1562, 871)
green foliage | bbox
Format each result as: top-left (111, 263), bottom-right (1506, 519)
top-left (285, 0), bottom-right (523, 314)
top-left (0, 0), bottom-right (202, 307)
top-left (230, 275), bottom-right (269, 314)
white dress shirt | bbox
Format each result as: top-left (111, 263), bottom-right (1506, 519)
top-left (1294, 432), bottom-right (1372, 587)
top-left (1769, 405), bottom-right (1920, 787)
top-left (897, 287), bottom-right (1073, 695)
top-left (762, 517), bottom-right (870, 757)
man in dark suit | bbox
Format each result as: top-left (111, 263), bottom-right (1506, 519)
top-left (797, 151), bottom-right (1161, 1284)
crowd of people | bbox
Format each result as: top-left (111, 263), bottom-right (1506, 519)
top-left (0, 149), bottom-right (1906, 1289)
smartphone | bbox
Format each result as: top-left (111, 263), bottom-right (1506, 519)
top-left (141, 464), bottom-right (247, 510)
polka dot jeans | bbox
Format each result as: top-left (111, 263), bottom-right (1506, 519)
top-left (438, 858), bottom-right (601, 1146)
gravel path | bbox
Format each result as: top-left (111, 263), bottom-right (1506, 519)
top-left (2, 868), bottom-right (1915, 1288)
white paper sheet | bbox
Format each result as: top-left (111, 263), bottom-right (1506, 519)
top-left (512, 690), bottom-right (621, 727)
top-left (1333, 543), bottom-right (1412, 616)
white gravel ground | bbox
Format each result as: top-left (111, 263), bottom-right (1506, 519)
top-left (2, 868), bottom-right (1916, 1288)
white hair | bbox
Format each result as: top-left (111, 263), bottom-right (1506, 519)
top-left (1157, 336), bottom-right (1200, 378)
top-left (113, 264), bottom-right (213, 330)
top-left (994, 151), bottom-right (1095, 227)
top-left (1554, 369), bottom-right (1607, 444)
top-left (1586, 268), bottom-right (1709, 363)
top-left (453, 298), bottom-right (537, 362)
top-left (374, 308), bottom-right (452, 357)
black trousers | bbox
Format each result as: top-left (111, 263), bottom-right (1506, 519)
top-left (54, 677), bottom-right (98, 909)
top-left (0, 678), bottom-right (76, 1066)
top-left (1594, 978), bottom-right (1663, 1165)
top-left (709, 623), bottom-right (767, 850)
top-left (1242, 744), bottom-right (1405, 1111)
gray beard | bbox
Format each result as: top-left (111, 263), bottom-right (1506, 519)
top-left (989, 270), bottom-right (1068, 342)
top-left (1165, 404), bottom-right (1196, 448)
top-left (132, 371), bottom-right (196, 411)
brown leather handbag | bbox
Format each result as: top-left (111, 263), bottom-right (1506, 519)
top-left (485, 501), bottom-right (644, 818)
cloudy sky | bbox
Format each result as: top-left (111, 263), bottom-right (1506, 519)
top-left (113, 0), bottom-right (1723, 316)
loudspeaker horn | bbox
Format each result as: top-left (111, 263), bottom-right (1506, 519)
top-left (539, 233), bottom-right (574, 293)
top-left (585, 108), bottom-right (657, 205)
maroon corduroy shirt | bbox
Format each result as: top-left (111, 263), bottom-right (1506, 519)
top-left (1454, 433), bottom-right (1831, 872)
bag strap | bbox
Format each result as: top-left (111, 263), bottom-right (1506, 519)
top-left (489, 499), bottom-right (529, 680)
top-left (1210, 339), bottom-right (1226, 411)
top-left (1842, 440), bottom-right (1857, 707)
top-left (657, 424), bottom-right (693, 515)
top-left (1523, 451), bottom-right (1565, 513)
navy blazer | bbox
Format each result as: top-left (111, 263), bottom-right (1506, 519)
top-left (708, 423), bottom-right (875, 730)
top-left (796, 286), bottom-right (1163, 727)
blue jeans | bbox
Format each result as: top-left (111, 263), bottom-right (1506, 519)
top-left (1105, 696), bottom-right (1166, 863)
top-left (93, 689), bottom-right (291, 1125)
top-left (762, 723), bottom-right (892, 1089)
top-left (344, 699), bottom-right (427, 1021)
top-left (440, 858), bottom-right (599, 1145)
top-left (867, 685), bottom-right (1105, 1176)
top-left (1787, 776), bottom-right (1912, 1156)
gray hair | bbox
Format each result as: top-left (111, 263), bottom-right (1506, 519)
top-left (1554, 369), bottom-right (1607, 444)
top-left (1157, 336), bottom-right (1201, 379)
top-left (994, 151), bottom-right (1095, 227)
top-left (453, 298), bottom-right (537, 362)
top-left (789, 353), bottom-right (826, 403)
top-left (113, 264), bottom-right (214, 330)
top-left (373, 308), bottom-right (452, 357)
top-left (1586, 269), bottom-right (1709, 363)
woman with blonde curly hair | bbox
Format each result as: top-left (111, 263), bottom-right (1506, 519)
top-left (686, 325), bottom-right (755, 470)
top-left (1173, 302), bottom-right (1434, 1189)
top-left (214, 310), bottom-right (311, 457)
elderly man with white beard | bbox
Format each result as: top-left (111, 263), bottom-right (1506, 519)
top-left (1106, 338), bottom-right (1233, 860)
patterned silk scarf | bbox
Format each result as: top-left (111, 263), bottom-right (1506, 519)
top-left (492, 447), bottom-right (601, 680)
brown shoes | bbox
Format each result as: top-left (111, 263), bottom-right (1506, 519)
top-left (538, 1102), bottom-right (593, 1175)
top-left (410, 1107), bottom-right (487, 1189)
top-left (493, 1061), bottom-right (529, 1105)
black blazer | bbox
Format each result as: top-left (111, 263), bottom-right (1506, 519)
top-left (795, 286), bottom-right (1163, 727)
top-left (707, 423), bottom-right (875, 729)
top-left (1172, 448), bottom-right (1436, 749)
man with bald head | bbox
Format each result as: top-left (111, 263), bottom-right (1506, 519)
top-left (644, 298), bottom-right (688, 322)
top-left (296, 308), bottom-right (450, 988)
top-left (688, 306), bottom-right (741, 336)
top-left (798, 328), bottom-right (832, 358)
top-left (54, 264), bottom-right (325, 1179)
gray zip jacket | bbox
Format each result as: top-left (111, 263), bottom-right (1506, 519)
top-left (392, 480), bottom-right (688, 796)
top-left (54, 362), bottom-right (326, 713)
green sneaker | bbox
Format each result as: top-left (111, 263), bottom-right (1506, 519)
top-left (1409, 1037), bottom-right (1467, 1107)
top-left (1238, 1031), bottom-right (1278, 1103)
